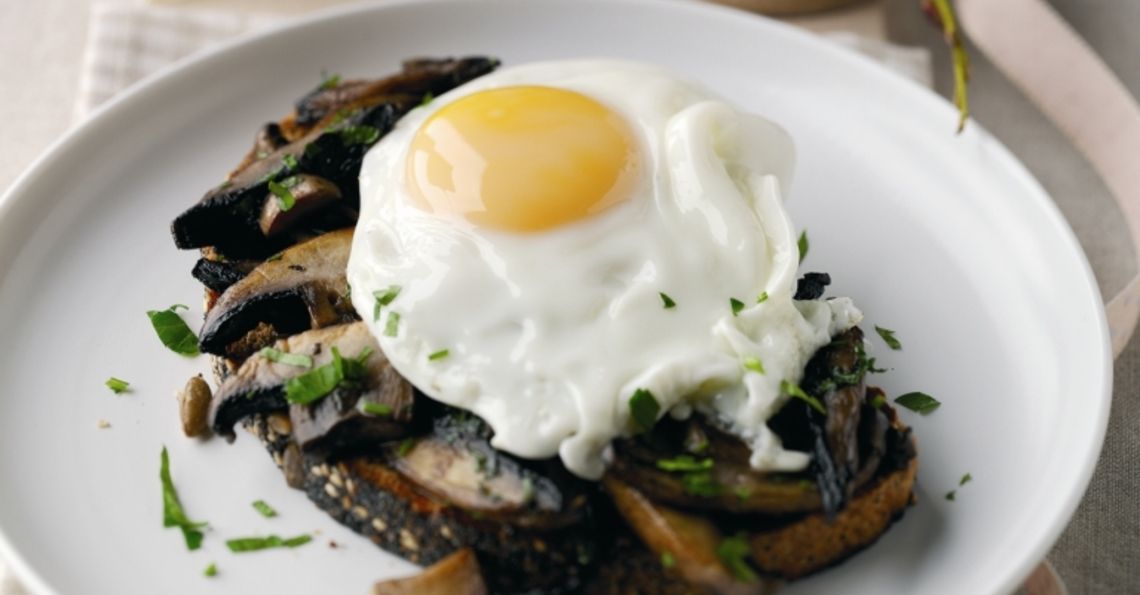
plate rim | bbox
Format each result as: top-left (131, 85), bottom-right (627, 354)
top-left (0, 0), bottom-right (1112, 593)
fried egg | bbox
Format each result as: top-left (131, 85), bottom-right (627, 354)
top-left (347, 60), bottom-right (860, 479)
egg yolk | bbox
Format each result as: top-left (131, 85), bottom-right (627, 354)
top-left (406, 86), bottom-right (637, 232)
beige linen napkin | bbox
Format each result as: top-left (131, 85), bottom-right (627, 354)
top-left (1, 3), bottom-right (932, 594)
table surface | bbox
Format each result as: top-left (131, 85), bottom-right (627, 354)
top-left (1, 1), bottom-right (1136, 593)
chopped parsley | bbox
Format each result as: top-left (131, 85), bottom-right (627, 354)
top-left (281, 153), bottom-right (299, 170)
top-left (656, 455), bottom-right (713, 472)
top-left (797, 230), bottom-right (809, 263)
top-left (359, 401), bottom-right (393, 416)
top-left (756, 292), bottom-right (769, 304)
top-left (894, 391), bottom-right (941, 414)
top-left (730, 298), bottom-right (745, 316)
top-left (743, 356), bottom-right (765, 374)
top-left (283, 346), bottom-right (374, 405)
top-left (160, 447), bottom-right (207, 550)
top-left (659, 292), bottom-right (677, 309)
top-left (660, 551), bottom-right (676, 569)
top-left (869, 393), bottom-right (887, 409)
top-left (875, 325), bottom-right (902, 350)
top-left (225, 534), bottom-right (312, 553)
top-left (780, 380), bottom-right (826, 415)
top-left (628, 388), bottom-right (660, 433)
top-left (319, 72), bottom-right (342, 90)
top-left (337, 125), bottom-right (381, 145)
top-left (251, 500), bottom-right (278, 518)
top-left (372, 285), bottom-right (402, 321)
top-left (268, 176), bottom-right (300, 211)
top-left (105, 377), bottom-right (131, 394)
top-left (681, 472), bottom-right (722, 497)
top-left (384, 311), bottom-right (401, 337)
top-left (397, 438), bottom-right (415, 457)
top-left (203, 563), bottom-right (217, 578)
top-left (960, 472), bottom-right (972, 486)
top-left (259, 347), bottom-right (313, 368)
top-left (945, 490), bottom-right (956, 501)
top-left (428, 349), bottom-right (450, 361)
top-left (716, 533), bottom-right (758, 582)
top-left (419, 91), bottom-right (434, 107)
top-left (146, 305), bottom-right (199, 356)
top-left (734, 485), bottom-right (753, 500)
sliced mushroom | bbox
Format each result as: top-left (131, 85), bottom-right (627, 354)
top-left (191, 257), bottom-right (260, 294)
top-left (231, 122), bottom-right (290, 176)
top-left (372, 548), bottom-right (488, 595)
top-left (259, 174), bottom-right (343, 238)
top-left (386, 411), bottom-right (590, 530)
top-left (603, 477), bottom-right (779, 595)
top-left (209, 322), bottom-right (397, 440)
top-left (197, 229), bottom-right (355, 356)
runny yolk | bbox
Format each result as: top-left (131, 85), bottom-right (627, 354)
top-left (405, 86), bottom-right (637, 232)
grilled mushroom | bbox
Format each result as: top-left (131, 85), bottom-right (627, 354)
top-left (197, 229), bottom-right (356, 357)
top-left (372, 548), bottom-right (488, 595)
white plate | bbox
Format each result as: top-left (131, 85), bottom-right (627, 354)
top-left (0, 1), bottom-right (1111, 593)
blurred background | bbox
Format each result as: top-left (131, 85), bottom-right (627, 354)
top-left (0, 0), bottom-right (1136, 593)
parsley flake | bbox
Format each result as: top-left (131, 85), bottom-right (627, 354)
top-left (319, 72), bottom-right (342, 90)
top-left (147, 306), bottom-right (199, 356)
top-left (337, 125), bottom-right (381, 145)
top-left (419, 91), bottom-right (434, 107)
top-left (372, 285), bottom-right (402, 321)
top-left (105, 377), bottom-right (131, 394)
top-left (797, 230), bottom-right (809, 263)
top-left (384, 311), bottom-right (401, 337)
top-left (661, 551), bottom-right (676, 569)
top-left (281, 154), bottom-right (299, 170)
top-left (756, 292), bottom-right (769, 304)
top-left (251, 500), bottom-right (278, 518)
top-left (716, 533), bottom-right (758, 583)
top-left (960, 472), bottom-right (972, 486)
top-left (397, 438), bottom-right (415, 457)
top-left (283, 346), bottom-right (373, 405)
top-left (259, 347), bottom-right (312, 368)
top-left (734, 485), bottom-right (753, 500)
top-left (780, 380), bottom-right (826, 415)
top-left (268, 177), bottom-right (299, 211)
top-left (730, 298), bottom-right (745, 316)
top-left (203, 563), bottom-right (218, 577)
top-left (359, 401), bottom-right (393, 416)
top-left (226, 534), bottom-right (312, 553)
top-left (869, 393), bottom-right (886, 409)
top-left (743, 357), bottom-right (765, 375)
top-left (660, 292), bottom-right (677, 309)
top-left (894, 392), bottom-right (941, 414)
top-left (160, 447), bottom-right (207, 550)
top-left (681, 472), bottom-right (722, 497)
top-left (628, 388), bottom-right (660, 433)
top-left (428, 349), bottom-right (450, 361)
top-left (875, 325), bottom-right (902, 350)
top-left (656, 455), bottom-right (713, 472)
top-left (945, 490), bottom-right (957, 501)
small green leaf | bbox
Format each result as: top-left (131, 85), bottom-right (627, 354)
top-left (869, 393), bottom-right (886, 409)
top-left (730, 298), bottom-right (745, 316)
top-left (359, 401), bottom-right (393, 416)
top-left (203, 563), bottom-right (217, 578)
top-left (281, 154), bottom-right (299, 170)
top-left (105, 377), bottom-right (131, 394)
top-left (251, 500), bottom-right (278, 518)
top-left (659, 292), bottom-right (676, 309)
top-left (384, 311), bottom-right (401, 337)
top-left (628, 388), bottom-right (661, 432)
top-left (319, 72), bottom-right (342, 90)
top-left (397, 438), bottom-right (415, 457)
top-left (660, 551), bottom-right (676, 569)
top-left (743, 357), bottom-right (765, 374)
top-left (372, 285), bottom-right (402, 321)
top-left (681, 472), bottom-right (722, 497)
top-left (894, 392), bottom-right (941, 414)
top-left (656, 456), bottom-right (713, 473)
top-left (959, 472), bottom-right (972, 486)
top-left (780, 380), bottom-right (826, 415)
top-left (716, 533), bottom-right (758, 583)
top-left (337, 125), bottom-right (381, 145)
top-left (268, 177), bottom-right (298, 211)
top-left (797, 230), bottom-right (809, 263)
top-left (945, 490), bottom-right (956, 501)
top-left (419, 91), bottom-right (434, 107)
top-left (428, 349), bottom-right (450, 361)
top-left (875, 325), bottom-right (902, 350)
top-left (259, 347), bottom-right (313, 368)
top-left (147, 306), bottom-right (199, 356)
top-left (160, 447), bottom-right (207, 551)
top-left (225, 534), bottom-right (312, 553)
top-left (756, 292), bottom-right (769, 304)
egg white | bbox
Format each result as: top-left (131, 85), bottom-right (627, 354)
top-left (348, 60), bottom-right (860, 479)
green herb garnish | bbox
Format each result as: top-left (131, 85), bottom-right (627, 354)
top-left (337, 125), bottom-right (381, 145)
top-left (924, 0), bottom-right (970, 132)
top-left (681, 472), bottom-right (722, 497)
top-left (730, 298), bottom-right (745, 316)
top-left (780, 380), bottom-right (826, 415)
top-left (147, 305), bottom-right (199, 356)
top-left (283, 346), bottom-right (373, 405)
top-left (384, 311), bottom-right (401, 337)
top-left (960, 472), bottom-right (972, 486)
top-left (660, 551), bottom-right (676, 569)
top-left (160, 447), bottom-right (207, 550)
top-left (734, 486), bottom-right (753, 500)
top-left (252, 500), bottom-right (278, 518)
top-left (869, 393), bottom-right (886, 409)
top-left (319, 72), bottom-right (342, 90)
top-left (372, 285), bottom-right (402, 321)
top-left (656, 455), bottom-right (714, 472)
top-left (225, 534), bottom-right (312, 553)
top-left (281, 153), bottom-right (299, 170)
top-left (268, 177), bottom-right (299, 211)
top-left (945, 490), bottom-right (956, 501)
top-left (259, 347), bottom-right (313, 369)
top-left (875, 325), bottom-right (902, 350)
top-left (659, 292), bottom-right (676, 309)
top-left (742, 356), bottom-right (765, 374)
top-left (716, 533), bottom-right (758, 582)
top-left (628, 388), bottom-right (660, 433)
top-left (894, 391), bottom-right (941, 414)
top-left (419, 91), bottom-right (434, 107)
top-left (428, 349), bottom-right (450, 361)
top-left (359, 401), bottom-right (393, 416)
top-left (756, 292), bottom-right (769, 304)
top-left (797, 230), bottom-right (809, 263)
top-left (397, 438), bottom-right (415, 457)
top-left (105, 377), bottom-right (131, 394)
top-left (203, 563), bottom-right (217, 577)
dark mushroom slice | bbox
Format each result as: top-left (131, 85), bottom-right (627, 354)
top-left (197, 228), bottom-right (356, 356)
top-left (386, 410), bottom-right (591, 531)
top-left (191, 257), bottom-right (260, 294)
top-left (209, 322), bottom-right (400, 440)
top-left (231, 122), bottom-right (290, 176)
top-left (604, 477), bottom-right (780, 595)
top-left (372, 548), bottom-right (488, 595)
top-left (259, 174), bottom-right (343, 238)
